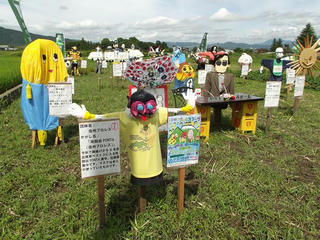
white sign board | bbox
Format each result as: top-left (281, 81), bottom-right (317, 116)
top-left (81, 60), bottom-right (87, 69)
top-left (48, 82), bottom-right (72, 116)
top-left (294, 76), bottom-right (305, 97)
top-left (198, 70), bottom-right (207, 85)
top-left (79, 119), bottom-right (120, 179)
top-left (264, 81), bottom-right (282, 108)
top-left (102, 61), bottom-right (107, 68)
top-left (67, 77), bottom-right (75, 94)
top-left (241, 64), bottom-right (249, 76)
top-left (286, 68), bottom-right (296, 85)
top-left (113, 62), bottom-right (122, 77)
top-left (118, 52), bottom-right (129, 61)
top-left (122, 62), bottom-right (127, 75)
top-left (204, 64), bottom-right (214, 72)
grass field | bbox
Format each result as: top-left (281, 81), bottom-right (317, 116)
top-left (0, 51), bottom-right (22, 94)
top-left (0, 55), bottom-right (320, 239)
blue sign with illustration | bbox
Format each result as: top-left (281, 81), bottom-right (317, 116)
top-left (167, 114), bottom-right (201, 167)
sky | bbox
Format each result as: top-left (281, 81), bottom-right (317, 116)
top-left (1, 0), bottom-right (320, 44)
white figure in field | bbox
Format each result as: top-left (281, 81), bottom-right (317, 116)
top-left (238, 53), bottom-right (252, 78)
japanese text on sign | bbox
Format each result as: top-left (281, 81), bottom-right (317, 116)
top-left (48, 83), bottom-right (72, 117)
top-left (79, 119), bottom-right (120, 179)
top-left (113, 62), bottom-right (122, 77)
top-left (264, 81), bottom-right (281, 108)
top-left (294, 76), bottom-right (305, 97)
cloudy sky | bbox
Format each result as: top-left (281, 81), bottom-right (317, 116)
top-left (1, 0), bottom-right (319, 43)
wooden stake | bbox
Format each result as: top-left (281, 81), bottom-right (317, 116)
top-left (97, 176), bottom-right (106, 227)
top-left (242, 75), bottom-right (246, 84)
top-left (265, 108), bottom-right (272, 135)
top-left (109, 63), bottom-right (113, 90)
top-left (138, 185), bottom-right (147, 213)
top-left (178, 167), bottom-right (186, 214)
top-left (293, 96), bottom-right (301, 114)
top-left (214, 107), bottom-right (222, 124)
top-left (98, 72), bottom-right (101, 91)
top-left (31, 130), bottom-right (36, 149)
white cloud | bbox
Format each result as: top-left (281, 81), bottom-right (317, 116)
top-left (210, 8), bottom-right (236, 21)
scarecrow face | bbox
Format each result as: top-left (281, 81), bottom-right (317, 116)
top-left (128, 90), bottom-right (157, 121)
top-left (20, 39), bottom-right (67, 84)
top-left (176, 63), bottom-right (195, 81)
top-left (215, 55), bottom-right (229, 73)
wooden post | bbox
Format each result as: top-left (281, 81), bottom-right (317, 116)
top-left (109, 63), bottom-right (113, 90)
top-left (265, 108), bottom-right (272, 135)
top-left (293, 96), bottom-right (301, 114)
top-left (242, 75), bottom-right (246, 84)
top-left (97, 176), bottom-right (106, 227)
top-left (31, 130), bottom-right (36, 149)
top-left (178, 167), bottom-right (186, 214)
top-left (138, 185), bottom-right (147, 213)
top-left (98, 71), bottom-right (101, 91)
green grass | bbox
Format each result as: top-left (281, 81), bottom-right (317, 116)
top-left (0, 51), bottom-right (22, 94)
top-left (0, 55), bottom-right (320, 239)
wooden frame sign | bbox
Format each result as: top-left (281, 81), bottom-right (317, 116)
top-left (79, 119), bottom-right (120, 179)
top-left (113, 61), bottom-right (122, 77)
top-left (48, 82), bottom-right (72, 117)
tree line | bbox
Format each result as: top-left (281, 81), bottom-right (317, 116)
top-left (66, 37), bottom-right (168, 52)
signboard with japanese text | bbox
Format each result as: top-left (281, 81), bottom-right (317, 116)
top-left (48, 82), bottom-right (72, 117)
top-left (79, 119), bottom-right (120, 179)
top-left (294, 76), bottom-right (305, 97)
top-left (286, 68), bottom-right (296, 85)
top-left (81, 60), bottom-right (87, 68)
top-left (113, 61), bottom-right (122, 77)
top-left (67, 77), bottom-right (74, 94)
top-left (167, 114), bottom-right (201, 168)
top-left (204, 64), bottom-right (214, 72)
top-left (102, 61), bottom-right (107, 68)
top-left (264, 81), bottom-right (282, 108)
top-left (198, 70), bottom-right (207, 85)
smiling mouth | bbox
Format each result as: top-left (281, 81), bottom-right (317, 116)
top-left (49, 69), bottom-right (53, 73)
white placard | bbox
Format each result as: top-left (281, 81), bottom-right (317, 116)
top-left (113, 62), bottom-right (122, 76)
top-left (241, 64), bottom-right (249, 76)
top-left (198, 70), bottom-right (208, 85)
top-left (122, 62), bottom-right (127, 75)
top-left (118, 52), bottom-right (129, 61)
top-left (286, 68), bottom-right (296, 85)
top-left (102, 61), bottom-right (107, 68)
top-left (205, 64), bottom-right (214, 72)
top-left (264, 81), bottom-right (282, 108)
top-left (294, 76), bottom-right (305, 97)
top-left (81, 60), bottom-right (87, 69)
top-left (67, 77), bottom-right (74, 94)
top-left (79, 119), bottom-right (120, 179)
top-left (48, 83), bottom-right (72, 116)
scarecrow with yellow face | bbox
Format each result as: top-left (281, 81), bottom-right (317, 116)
top-left (20, 39), bottom-right (68, 145)
top-left (68, 46), bottom-right (82, 76)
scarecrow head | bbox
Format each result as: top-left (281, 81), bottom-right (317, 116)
top-left (127, 90), bottom-right (157, 121)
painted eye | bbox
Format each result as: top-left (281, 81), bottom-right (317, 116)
top-left (183, 67), bottom-right (187, 71)
top-left (42, 54), bottom-right (46, 63)
top-left (147, 104), bottom-right (153, 110)
top-left (53, 53), bottom-right (58, 62)
top-left (137, 104), bottom-right (144, 111)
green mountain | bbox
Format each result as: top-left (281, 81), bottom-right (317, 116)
top-left (0, 26), bottom-right (74, 47)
